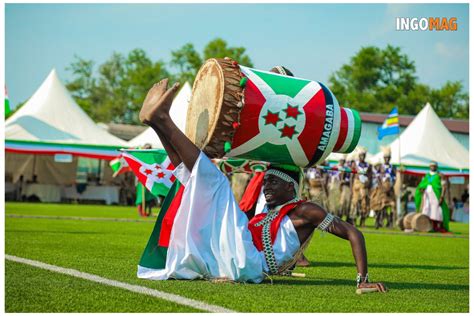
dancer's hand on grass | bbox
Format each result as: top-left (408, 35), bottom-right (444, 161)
top-left (358, 281), bottom-right (388, 293)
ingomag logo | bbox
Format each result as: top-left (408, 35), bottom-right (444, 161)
top-left (396, 17), bottom-right (458, 31)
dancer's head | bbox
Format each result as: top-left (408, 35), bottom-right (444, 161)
top-left (382, 147), bottom-right (391, 164)
top-left (339, 156), bottom-right (346, 166)
top-left (430, 161), bottom-right (438, 172)
top-left (263, 166), bottom-right (300, 207)
top-left (263, 66), bottom-right (298, 207)
top-left (269, 66), bottom-right (294, 77)
top-left (358, 147), bottom-right (367, 162)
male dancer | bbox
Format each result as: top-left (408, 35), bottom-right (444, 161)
top-left (416, 161), bottom-right (449, 232)
top-left (138, 78), bottom-right (386, 292)
top-left (339, 156), bottom-right (353, 223)
top-left (350, 148), bottom-right (372, 227)
top-left (380, 148), bottom-right (397, 228)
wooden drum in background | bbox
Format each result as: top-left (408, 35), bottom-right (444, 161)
top-left (185, 58), bottom-right (362, 167)
top-left (411, 213), bottom-right (432, 232)
top-left (403, 212), bottom-right (417, 230)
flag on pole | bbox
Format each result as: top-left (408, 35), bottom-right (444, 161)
top-left (5, 86), bottom-right (11, 117)
top-left (377, 107), bottom-right (400, 140)
top-left (109, 155), bottom-right (131, 177)
top-left (121, 149), bottom-right (175, 197)
top-left (121, 149), bottom-right (186, 271)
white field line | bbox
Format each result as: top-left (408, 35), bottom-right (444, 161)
top-left (7, 214), bottom-right (468, 239)
top-left (5, 255), bottom-right (236, 313)
top-left (6, 214), bottom-right (155, 223)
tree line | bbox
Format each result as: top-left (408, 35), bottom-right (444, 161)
top-left (11, 38), bottom-right (468, 123)
top-left (328, 45), bottom-right (468, 119)
top-left (65, 38), bottom-right (253, 124)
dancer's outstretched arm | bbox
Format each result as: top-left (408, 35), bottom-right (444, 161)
top-left (140, 79), bottom-right (200, 171)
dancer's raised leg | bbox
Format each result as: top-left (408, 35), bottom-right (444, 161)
top-left (140, 78), bottom-right (200, 171)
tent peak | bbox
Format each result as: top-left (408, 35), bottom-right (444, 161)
top-left (5, 68), bottom-right (127, 147)
top-left (48, 68), bottom-right (59, 77)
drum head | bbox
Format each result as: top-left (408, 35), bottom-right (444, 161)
top-left (186, 59), bottom-right (224, 150)
top-left (185, 58), bottom-right (242, 158)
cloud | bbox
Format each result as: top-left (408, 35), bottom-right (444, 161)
top-left (369, 4), bottom-right (414, 39)
top-left (435, 42), bottom-right (468, 59)
top-left (386, 3), bottom-right (411, 17)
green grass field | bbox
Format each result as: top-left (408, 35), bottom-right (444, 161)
top-left (5, 202), bottom-right (469, 312)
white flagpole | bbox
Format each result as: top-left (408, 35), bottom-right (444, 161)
top-left (396, 116), bottom-right (402, 219)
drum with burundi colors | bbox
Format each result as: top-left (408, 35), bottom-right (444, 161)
top-left (185, 58), bottom-right (361, 167)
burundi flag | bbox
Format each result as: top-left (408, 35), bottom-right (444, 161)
top-left (378, 107), bottom-right (400, 140)
top-left (109, 155), bottom-right (131, 177)
top-left (229, 66), bottom-right (342, 167)
top-left (5, 86), bottom-right (11, 117)
top-left (123, 149), bottom-right (186, 272)
top-left (121, 149), bottom-right (175, 197)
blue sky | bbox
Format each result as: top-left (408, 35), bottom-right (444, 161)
top-left (5, 3), bottom-right (469, 110)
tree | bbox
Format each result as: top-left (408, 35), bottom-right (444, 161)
top-left (429, 81), bottom-right (469, 119)
top-left (171, 38), bottom-right (253, 84)
top-left (329, 45), bottom-right (468, 119)
top-left (66, 39), bottom-right (253, 124)
top-left (169, 43), bottom-right (202, 84)
top-left (66, 49), bottom-right (170, 124)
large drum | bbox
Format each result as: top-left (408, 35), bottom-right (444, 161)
top-left (185, 58), bottom-right (362, 167)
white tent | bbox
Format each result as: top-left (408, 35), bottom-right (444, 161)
top-left (5, 69), bottom-right (127, 159)
top-left (5, 68), bottom-right (127, 200)
top-left (326, 149), bottom-right (374, 164)
top-left (372, 103), bottom-right (469, 174)
top-left (128, 82), bottom-right (192, 148)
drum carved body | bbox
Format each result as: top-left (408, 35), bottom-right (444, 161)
top-left (186, 58), bottom-right (362, 167)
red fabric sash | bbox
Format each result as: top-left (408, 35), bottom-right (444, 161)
top-left (239, 172), bottom-right (265, 212)
top-left (158, 185), bottom-right (186, 247)
top-left (248, 201), bottom-right (303, 251)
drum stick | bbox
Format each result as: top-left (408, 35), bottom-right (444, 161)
top-left (355, 287), bottom-right (379, 295)
top-left (290, 272), bottom-right (306, 278)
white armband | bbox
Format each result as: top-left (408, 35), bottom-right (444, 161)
top-left (317, 213), bottom-right (335, 231)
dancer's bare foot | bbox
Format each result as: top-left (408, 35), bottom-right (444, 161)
top-left (139, 78), bottom-right (180, 127)
top-left (296, 255), bottom-right (311, 267)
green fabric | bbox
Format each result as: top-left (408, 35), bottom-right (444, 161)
top-left (138, 181), bottom-right (182, 269)
top-left (135, 183), bottom-right (155, 205)
top-left (346, 109), bottom-right (362, 153)
top-left (239, 142), bottom-right (294, 165)
top-left (124, 149), bottom-right (167, 165)
top-left (415, 172), bottom-right (450, 231)
top-left (5, 97), bottom-right (10, 117)
top-left (5, 139), bottom-right (124, 150)
top-left (252, 69), bottom-right (310, 98)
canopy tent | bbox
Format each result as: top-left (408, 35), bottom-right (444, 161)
top-left (371, 103), bottom-right (469, 176)
top-left (326, 149), bottom-right (374, 165)
top-left (5, 69), bottom-right (127, 160)
top-left (127, 82), bottom-right (192, 148)
top-left (5, 69), bottom-right (127, 190)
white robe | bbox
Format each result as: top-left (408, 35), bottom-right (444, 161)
top-left (422, 185), bottom-right (443, 222)
top-left (137, 152), bottom-right (300, 283)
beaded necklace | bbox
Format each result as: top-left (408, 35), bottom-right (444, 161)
top-left (255, 197), bottom-right (301, 274)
